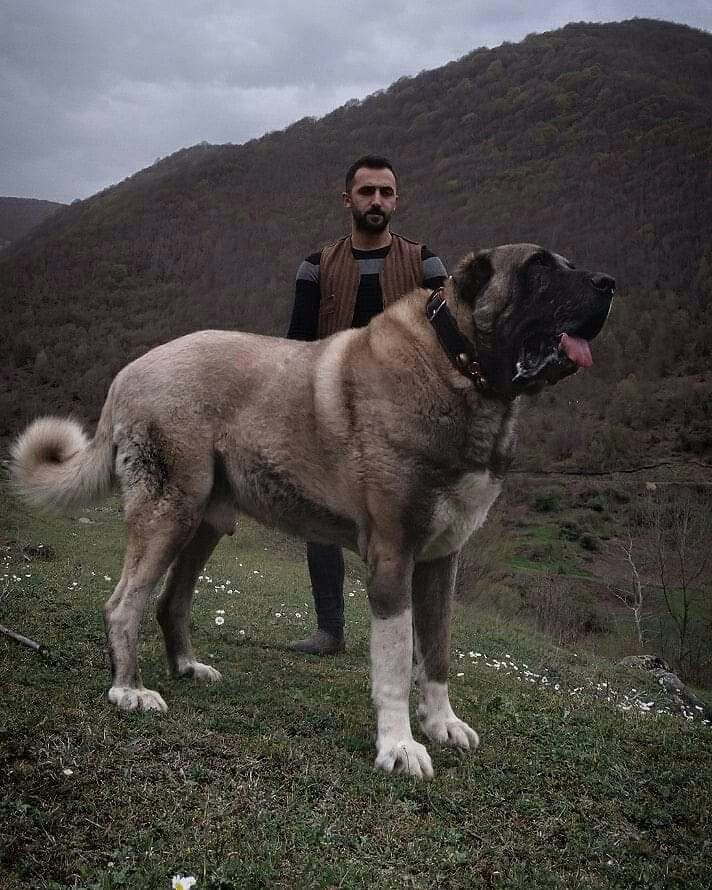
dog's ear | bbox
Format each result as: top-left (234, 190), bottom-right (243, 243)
top-left (452, 251), bottom-right (493, 304)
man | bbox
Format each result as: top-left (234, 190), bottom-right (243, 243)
top-left (286, 154), bottom-right (447, 655)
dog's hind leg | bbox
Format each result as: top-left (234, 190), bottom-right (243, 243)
top-left (157, 521), bottom-right (223, 684)
top-left (412, 552), bottom-right (479, 752)
top-left (105, 491), bottom-right (205, 713)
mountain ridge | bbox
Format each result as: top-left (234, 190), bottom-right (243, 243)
top-left (0, 197), bottom-right (66, 250)
top-left (2, 18), bottom-right (711, 467)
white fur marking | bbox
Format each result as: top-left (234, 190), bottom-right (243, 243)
top-left (175, 658), bottom-right (222, 684)
top-left (371, 611), bottom-right (433, 778)
top-left (108, 685), bottom-right (168, 713)
top-left (423, 471), bottom-right (501, 559)
top-left (417, 680), bottom-right (479, 750)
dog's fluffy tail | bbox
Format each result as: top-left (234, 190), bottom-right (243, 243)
top-left (10, 400), bottom-right (115, 515)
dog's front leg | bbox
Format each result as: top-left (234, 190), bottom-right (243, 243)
top-left (367, 540), bottom-right (433, 779)
top-left (412, 552), bottom-right (479, 752)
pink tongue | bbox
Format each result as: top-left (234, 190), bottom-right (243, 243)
top-left (559, 333), bottom-right (593, 368)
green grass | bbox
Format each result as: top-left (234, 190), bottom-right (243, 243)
top-left (1, 482), bottom-right (711, 889)
top-left (508, 521), bottom-right (595, 577)
top-left (504, 482), bottom-right (619, 578)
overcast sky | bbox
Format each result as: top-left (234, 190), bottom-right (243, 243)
top-left (2, 1), bottom-right (710, 204)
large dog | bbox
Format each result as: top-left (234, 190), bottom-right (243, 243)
top-left (11, 244), bottom-right (614, 778)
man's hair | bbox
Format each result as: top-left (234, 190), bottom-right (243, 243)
top-left (345, 155), bottom-right (396, 192)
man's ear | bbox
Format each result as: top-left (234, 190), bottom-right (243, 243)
top-left (452, 251), bottom-right (493, 304)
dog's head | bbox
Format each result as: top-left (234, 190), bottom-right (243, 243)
top-left (452, 243), bottom-right (615, 395)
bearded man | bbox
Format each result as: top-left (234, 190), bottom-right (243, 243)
top-left (286, 154), bottom-right (447, 655)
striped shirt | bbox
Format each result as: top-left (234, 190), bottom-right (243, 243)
top-left (287, 242), bottom-right (447, 341)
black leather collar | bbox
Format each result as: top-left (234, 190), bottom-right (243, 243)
top-left (425, 287), bottom-right (489, 391)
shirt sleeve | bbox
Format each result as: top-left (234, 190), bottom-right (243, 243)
top-left (286, 254), bottom-right (321, 340)
top-left (421, 245), bottom-right (447, 289)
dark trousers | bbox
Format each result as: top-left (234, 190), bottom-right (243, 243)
top-left (306, 542), bottom-right (345, 638)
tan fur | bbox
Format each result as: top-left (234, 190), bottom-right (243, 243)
top-left (10, 244), bottom-right (614, 777)
top-left (11, 406), bottom-right (114, 514)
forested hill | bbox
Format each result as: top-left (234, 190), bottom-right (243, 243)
top-left (0, 198), bottom-right (65, 250)
top-left (2, 19), bottom-right (711, 468)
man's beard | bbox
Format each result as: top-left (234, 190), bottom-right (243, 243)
top-left (352, 206), bottom-right (392, 233)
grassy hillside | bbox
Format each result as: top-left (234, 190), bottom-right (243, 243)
top-left (2, 19), bottom-right (711, 468)
top-left (1, 477), bottom-right (710, 889)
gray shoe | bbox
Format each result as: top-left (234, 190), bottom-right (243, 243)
top-left (288, 628), bottom-right (345, 655)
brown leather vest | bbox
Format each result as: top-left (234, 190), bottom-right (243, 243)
top-left (317, 233), bottom-right (422, 338)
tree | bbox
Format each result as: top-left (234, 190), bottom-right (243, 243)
top-left (644, 489), bottom-right (711, 679)
top-left (613, 487), bottom-right (712, 684)
top-left (608, 534), bottom-right (648, 650)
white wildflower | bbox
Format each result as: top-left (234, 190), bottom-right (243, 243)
top-left (214, 616), bottom-right (225, 626)
top-left (172, 876), bottom-right (197, 890)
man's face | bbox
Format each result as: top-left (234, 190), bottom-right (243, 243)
top-left (343, 166), bottom-right (398, 233)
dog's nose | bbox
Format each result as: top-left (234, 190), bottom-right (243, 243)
top-left (591, 273), bottom-right (616, 293)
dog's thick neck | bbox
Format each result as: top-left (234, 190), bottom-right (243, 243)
top-left (425, 285), bottom-right (488, 392)
top-left (429, 278), bottom-right (516, 401)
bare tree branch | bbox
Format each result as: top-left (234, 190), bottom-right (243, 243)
top-left (0, 623), bottom-right (58, 662)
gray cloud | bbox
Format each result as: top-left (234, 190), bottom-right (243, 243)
top-left (1, 0), bottom-right (710, 202)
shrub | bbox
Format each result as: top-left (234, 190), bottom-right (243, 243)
top-left (531, 486), bottom-right (566, 513)
top-left (455, 518), bottom-right (514, 605)
top-left (523, 575), bottom-right (612, 644)
top-left (559, 520), bottom-right (582, 541)
top-left (580, 533), bottom-right (600, 552)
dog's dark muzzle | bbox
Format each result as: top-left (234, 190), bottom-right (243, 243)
top-left (576, 272), bottom-right (615, 340)
top-left (591, 273), bottom-right (616, 295)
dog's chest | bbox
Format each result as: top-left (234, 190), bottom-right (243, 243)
top-left (421, 471), bottom-right (502, 560)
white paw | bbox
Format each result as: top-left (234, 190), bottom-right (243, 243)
top-left (108, 685), bottom-right (168, 713)
top-left (179, 661), bottom-right (222, 684)
top-left (420, 713), bottom-right (479, 750)
top-left (375, 737), bottom-right (434, 779)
